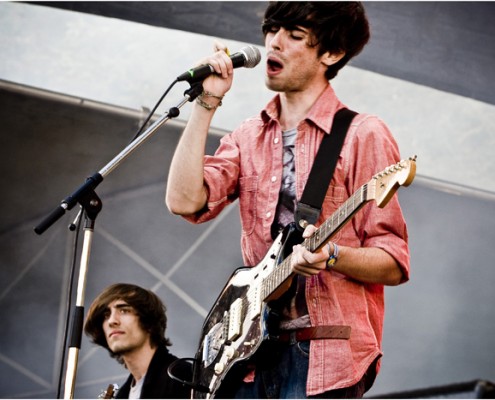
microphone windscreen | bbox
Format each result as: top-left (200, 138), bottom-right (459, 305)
top-left (239, 45), bottom-right (262, 69)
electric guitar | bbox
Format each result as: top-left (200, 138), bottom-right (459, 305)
top-left (191, 156), bottom-right (417, 398)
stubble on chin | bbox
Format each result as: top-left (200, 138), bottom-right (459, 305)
top-left (265, 78), bottom-right (285, 93)
top-left (108, 339), bottom-right (130, 355)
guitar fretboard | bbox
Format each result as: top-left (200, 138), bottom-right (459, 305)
top-left (261, 183), bottom-right (370, 301)
top-left (306, 183), bottom-right (369, 252)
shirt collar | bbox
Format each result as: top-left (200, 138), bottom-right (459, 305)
top-left (260, 84), bottom-right (343, 134)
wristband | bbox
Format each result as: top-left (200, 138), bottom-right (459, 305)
top-left (202, 91), bottom-right (224, 101)
top-left (196, 96), bottom-right (222, 110)
top-left (326, 242), bottom-right (339, 270)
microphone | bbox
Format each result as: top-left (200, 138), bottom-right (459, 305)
top-left (177, 45), bottom-right (261, 83)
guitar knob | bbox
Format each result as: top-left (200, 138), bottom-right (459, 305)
top-left (224, 346), bottom-right (236, 359)
top-left (214, 362), bottom-right (225, 374)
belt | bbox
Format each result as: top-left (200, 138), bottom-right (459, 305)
top-left (275, 325), bottom-right (351, 343)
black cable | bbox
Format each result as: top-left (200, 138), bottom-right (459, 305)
top-left (129, 79), bottom-right (179, 143)
top-left (167, 357), bottom-right (210, 393)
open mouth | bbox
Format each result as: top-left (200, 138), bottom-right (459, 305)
top-left (267, 57), bottom-right (283, 73)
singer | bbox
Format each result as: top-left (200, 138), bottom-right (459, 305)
top-left (166, 2), bottom-right (410, 399)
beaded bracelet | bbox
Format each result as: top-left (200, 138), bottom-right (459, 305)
top-left (326, 242), bottom-right (339, 270)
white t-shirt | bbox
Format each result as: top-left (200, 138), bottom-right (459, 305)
top-left (128, 374), bottom-right (145, 399)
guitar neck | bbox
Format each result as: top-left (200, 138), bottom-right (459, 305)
top-left (261, 182), bottom-right (371, 301)
top-left (306, 182), bottom-right (370, 252)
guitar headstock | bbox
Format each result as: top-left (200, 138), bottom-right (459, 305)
top-left (97, 383), bottom-right (119, 399)
top-left (368, 156), bottom-right (417, 208)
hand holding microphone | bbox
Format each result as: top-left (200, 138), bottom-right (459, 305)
top-left (176, 44), bottom-right (261, 83)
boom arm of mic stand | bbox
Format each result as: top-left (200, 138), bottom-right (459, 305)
top-left (34, 83), bottom-right (203, 235)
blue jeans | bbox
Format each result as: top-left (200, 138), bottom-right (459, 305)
top-left (231, 341), bottom-right (367, 399)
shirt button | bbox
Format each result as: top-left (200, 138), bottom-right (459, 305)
top-left (271, 176), bottom-right (277, 182)
top-left (266, 211), bottom-right (272, 219)
top-left (274, 137), bottom-right (279, 144)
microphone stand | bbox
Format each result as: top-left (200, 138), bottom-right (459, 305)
top-left (34, 82), bottom-right (204, 399)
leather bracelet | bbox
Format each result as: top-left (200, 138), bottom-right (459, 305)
top-left (196, 96), bottom-right (222, 110)
top-left (326, 242), bottom-right (339, 270)
top-left (202, 90), bottom-right (224, 100)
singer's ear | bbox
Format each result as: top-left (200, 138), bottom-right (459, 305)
top-left (321, 51), bottom-right (345, 67)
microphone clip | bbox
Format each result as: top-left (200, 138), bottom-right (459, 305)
top-left (184, 82), bottom-right (204, 102)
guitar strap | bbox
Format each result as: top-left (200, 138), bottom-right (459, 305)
top-left (294, 108), bottom-right (357, 231)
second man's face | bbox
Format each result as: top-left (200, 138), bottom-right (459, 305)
top-left (103, 299), bottom-right (150, 355)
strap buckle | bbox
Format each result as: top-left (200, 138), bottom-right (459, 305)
top-left (294, 202), bottom-right (321, 232)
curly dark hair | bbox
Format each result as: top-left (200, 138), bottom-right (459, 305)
top-left (84, 283), bottom-right (171, 363)
top-left (262, 2), bottom-right (370, 80)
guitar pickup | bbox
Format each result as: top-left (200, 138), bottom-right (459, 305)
top-left (249, 285), bottom-right (261, 321)
top-left (227, 298), bottom-right (243, 341)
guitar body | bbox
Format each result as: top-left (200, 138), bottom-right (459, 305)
top-left (192, 224), bottom-right (301, 398)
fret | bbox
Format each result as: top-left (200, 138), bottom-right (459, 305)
top-left (276, 262), bottom-right (283, 287)
top-left (321, 219), bottom-right (328, 237)
top-left (347, 192), bottom-right (355, 214)
top-left (311, 234), bottom-right (317, 252)
top-left (262, 256), bottom-right (292, 302)
top-left (282, 259), bottom-right (290, 281)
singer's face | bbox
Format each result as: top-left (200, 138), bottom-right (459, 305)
top-left (264, 26), bottom-right (328, 93)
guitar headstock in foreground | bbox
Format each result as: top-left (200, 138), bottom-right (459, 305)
top-left (369, 156), bottom-right (417, 208)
